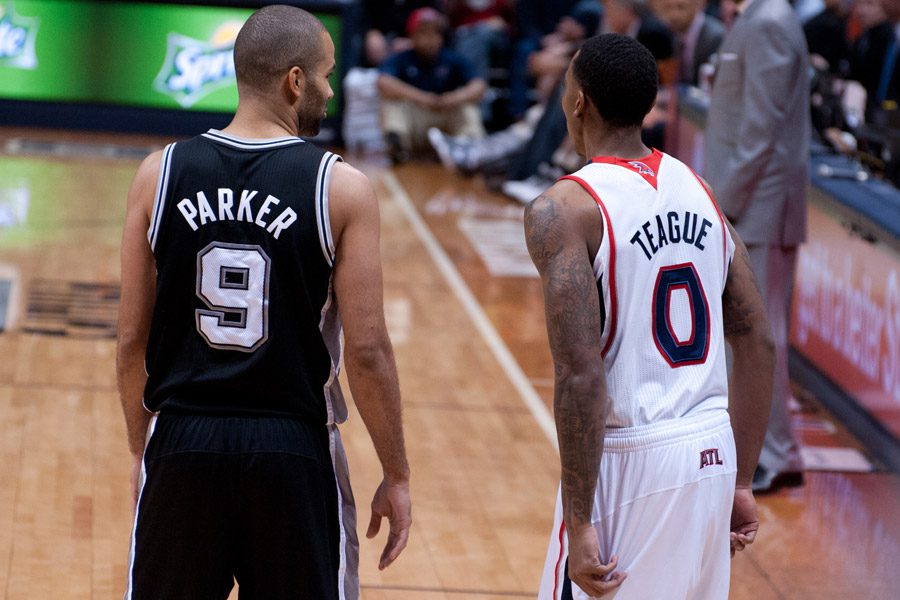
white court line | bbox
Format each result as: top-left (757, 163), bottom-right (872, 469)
top-left (382, 172), bottom-right (558, 450)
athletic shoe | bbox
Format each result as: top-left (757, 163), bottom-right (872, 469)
top-left (427, 127), bottom-right (480, 174)
top-left (752, 465), bottom-right (804, 494)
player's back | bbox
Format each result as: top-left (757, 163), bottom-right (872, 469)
top-left (143, 129), bottom-right (346, 424)
top-left (563, 149), bottom-right (735, 428)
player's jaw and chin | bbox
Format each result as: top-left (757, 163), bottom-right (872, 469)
top-left (297, 80), bottom-right (328, 137)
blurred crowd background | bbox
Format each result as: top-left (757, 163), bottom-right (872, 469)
top-left (340, 0), bottom-right (899, 202)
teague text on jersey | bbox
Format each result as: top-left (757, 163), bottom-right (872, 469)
top-left (176, 188), bottom-right (298, 239)
top-left (629, 210), bottom-right (714, 261)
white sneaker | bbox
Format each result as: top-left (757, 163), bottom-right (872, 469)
top-left (501, 174), bottom-right (554, 205)
top-left (427, 127), bottom-right (481, 173)
top-left (428, 127), bottom-right (457, 171)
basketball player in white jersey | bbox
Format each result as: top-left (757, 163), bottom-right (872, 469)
top-left (525, 34), bottom-right (775, 599)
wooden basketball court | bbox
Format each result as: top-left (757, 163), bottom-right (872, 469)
top-left (0, 127), bottom-right (897, 599)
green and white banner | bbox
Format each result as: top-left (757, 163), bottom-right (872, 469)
top-left (0, 0), bottom-right (341, 113)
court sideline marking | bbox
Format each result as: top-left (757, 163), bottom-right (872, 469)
top-left (382, 172), bottom-right (558, 450)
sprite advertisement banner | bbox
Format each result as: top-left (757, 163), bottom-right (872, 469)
top-left (0, 0), bottom-right (341, 114)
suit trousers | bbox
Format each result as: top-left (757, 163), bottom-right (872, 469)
top-left (747, 244), bottom-right (803, 474)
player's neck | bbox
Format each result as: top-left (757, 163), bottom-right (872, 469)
top-left (222, 99), bottom-right (300, 140)
top-left (582, 127), bottom-right (650, 161)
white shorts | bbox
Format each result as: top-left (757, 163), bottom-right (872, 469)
top-left (539, 410), bottom-right (737, 600)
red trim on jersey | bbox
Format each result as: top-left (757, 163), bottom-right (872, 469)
top-left (553, 522), bottom-right (566, 600)
top-left (590, 148), bottom-right (663, 190)
top-left (560, 175), bottom-right (618, 358)
top-left (687, 167), bottom-right (729, 283)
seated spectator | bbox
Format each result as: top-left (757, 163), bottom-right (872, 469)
top-left (653, 0), bottom-right (724, 85)
top-left (599, 0), bottom-right (676, 152)
top-left (364, 0), bottom-right (438, 67)
top-left (446, 0), bottom-right (514, 83)
top-left (427, 2), bottom-right (601, 175)
top-left (601, 0), bottom-right (677, 85)
top-left (529, 1), bottom-right (603, 101)
top-left (849, 0), bottom-right (899, 119)
top-left (434, 0), bottom-right (676, 204)
top-left (378, 8), bottom-right (488, 163)
top-left (508, 0), bottom-right (581, 118)
top-left (445, 0), bottom-right (515, 125)
top-left (804, 0), bottom-right (852, 74)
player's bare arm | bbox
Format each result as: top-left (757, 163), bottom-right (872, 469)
top-left (329, 161), bottom-right (411, 570)
top-left (524, 183), bottom-right (625, 596)
top-left (116, 150), bottom-right (162, 508)
top-left (722, 220), bottom-right (775, 556)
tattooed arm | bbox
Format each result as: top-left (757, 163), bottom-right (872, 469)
top-left (722, 220), bottom-right (774, 556)
top-left (524, 181), bottom-right (625, 595)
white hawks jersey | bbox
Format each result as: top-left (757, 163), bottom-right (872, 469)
top-left (563, 149), bottom-right (735, 428)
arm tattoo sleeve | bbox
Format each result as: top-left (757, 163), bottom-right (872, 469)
top-left (526, 193), bottom-right (606, 527)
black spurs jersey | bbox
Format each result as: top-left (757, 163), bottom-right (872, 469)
top-left (143, 129), bottom-right (347, 425)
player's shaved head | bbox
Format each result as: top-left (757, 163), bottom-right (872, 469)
top-left (573, 34), bottom-right (658, 127)
top-left (234, 5), bottom-right (326, 93)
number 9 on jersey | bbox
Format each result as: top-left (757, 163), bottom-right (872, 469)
top-left (195, 242), bottom-right (271, 352)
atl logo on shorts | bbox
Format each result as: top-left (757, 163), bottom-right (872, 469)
top-left (699, 448), bottom-right (723, 469)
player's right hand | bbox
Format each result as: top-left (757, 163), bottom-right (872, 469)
top-left (567, 524), bottom-right (626, 597)
top-left (367, 477), bottom-right (412, 570)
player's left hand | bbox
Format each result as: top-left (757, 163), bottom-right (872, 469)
top-left (367, 477), bottom-right (412, 570)
top-left (730, 486), bottom-right (759, 556)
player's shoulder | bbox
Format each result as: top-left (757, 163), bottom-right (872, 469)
top-left (524, 178), bottom-right (602, 240)
top-left (329, 160), bottom-right (374, 199)
top-left (131, 149), bottom-right (168, 194)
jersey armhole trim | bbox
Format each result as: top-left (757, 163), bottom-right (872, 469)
top-left (147, 143), bottom-right (175, 252)
top-left (316, 152), bottom-right (342, 267)
top-left (560, 174), bottom-right (618, 358)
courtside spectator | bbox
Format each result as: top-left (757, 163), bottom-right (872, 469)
top-left (653, 0), bottom-right (725, 85)
top-left (378, 8), bottom-right (487, 163)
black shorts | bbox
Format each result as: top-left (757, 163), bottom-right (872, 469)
top-left (125, 413), bottom-right (350, 600)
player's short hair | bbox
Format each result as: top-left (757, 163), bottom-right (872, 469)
top-left (234, 5), bottom-right (326, 92)
top-left (572, 34), bottom-right (658, 128)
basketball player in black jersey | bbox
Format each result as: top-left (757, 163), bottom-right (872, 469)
top-left (117, 6), bottom-right (410, 599)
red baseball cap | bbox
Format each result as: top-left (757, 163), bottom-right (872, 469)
top-left (406, 7), bottom-right (447, 36)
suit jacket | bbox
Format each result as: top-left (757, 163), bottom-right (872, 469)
top-left (703, 0), bottom-right (810, 246)
top-left (687, 15), bottom-right (725, 85)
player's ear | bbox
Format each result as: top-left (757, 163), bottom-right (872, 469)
top-left (286, 65), bottom-right (305, 99)
top-left (574, 90), bottom-right (586, 119)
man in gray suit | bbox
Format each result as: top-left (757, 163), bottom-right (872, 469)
top-left (703, 0), bottom-right (810, 493)
top-left (654, 0), bottom-right (726, 85)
